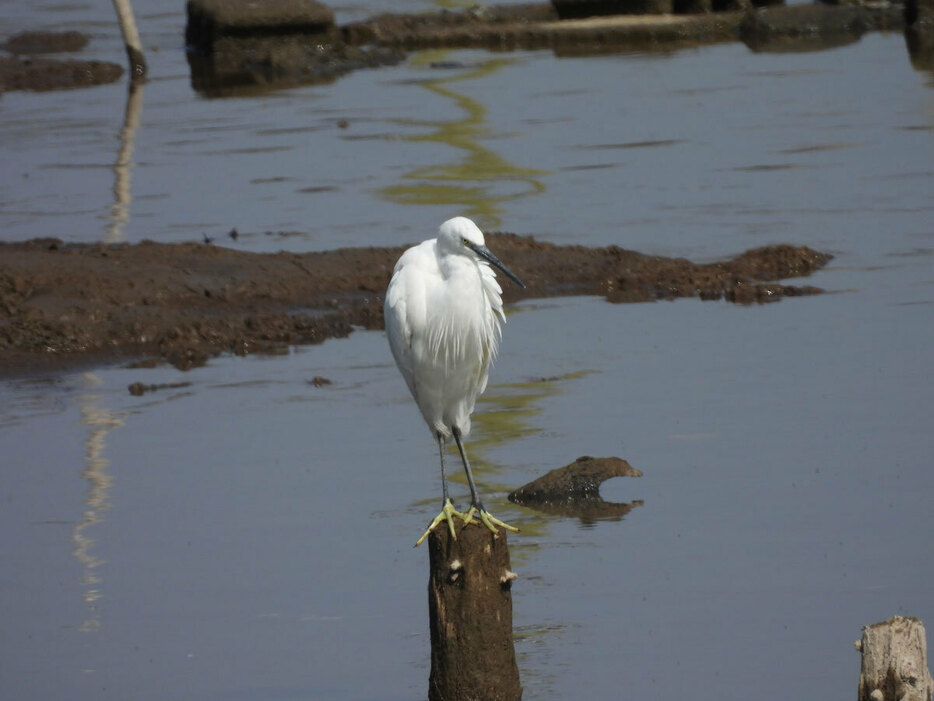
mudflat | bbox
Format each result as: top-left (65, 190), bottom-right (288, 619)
top-left (0, 235), bottom-right (830, 376)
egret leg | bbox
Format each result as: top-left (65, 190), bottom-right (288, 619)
top-left (414, 433), bottom-right (467, 547)
top-left (438, 432), bottom-right (451, 504)
top-left (451, 426), bottom-right (519, 536)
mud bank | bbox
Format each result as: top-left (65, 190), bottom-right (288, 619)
top-left (0, 236), bottom-right (830, 377)
top-left (0, 55), bottom-right (123, 92)
top-left (0, 30), bottom-right (124, 92)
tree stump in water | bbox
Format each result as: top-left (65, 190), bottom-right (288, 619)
top-left (857, 616), bottom-right (934, 701)
top-left (427, 523), bottom-right (522, 701)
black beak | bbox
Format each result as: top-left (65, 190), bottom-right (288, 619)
top-left (464, 240), bottom-right (526, 289)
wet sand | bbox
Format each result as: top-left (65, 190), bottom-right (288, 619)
top-left (0, 236), bottom-right (829, 377)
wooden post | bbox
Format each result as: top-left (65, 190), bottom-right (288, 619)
top-left (111, 0), bottom-right (147, 79)
top-left (857, 616), bottom-right (934, 701)
top-left (427, 523), bottom-right (522, 701)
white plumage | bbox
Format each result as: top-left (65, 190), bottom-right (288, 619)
top-left (385, 216), bottom-right (524, 545)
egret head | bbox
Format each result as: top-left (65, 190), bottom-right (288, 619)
top-left (437, 217), bottom-right (526, 289)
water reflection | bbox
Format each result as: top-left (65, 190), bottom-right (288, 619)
top-left (471, 374), bottom-right (585, 460)
top-left (906, 33), bottom-right (934, 90)
top-left (74, 374), bottom-right (124, 632)
top-left (104, 82), bottom-right (144, 243)
top-left (380, 51), bottom-right (548, 229)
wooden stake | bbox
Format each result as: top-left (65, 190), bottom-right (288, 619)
top-left (857, 615), bottom-right (934, 701)
top-left (427, 523), bottom-right (522, 701)
top-left (111, 0), bottom-right (147, 79)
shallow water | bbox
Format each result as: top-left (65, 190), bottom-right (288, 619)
top-left (2, 1), bottom-right (934, 700)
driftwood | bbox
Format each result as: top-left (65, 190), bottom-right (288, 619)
top-left (427, 523), bottom-right (521, 701)
top-left (509, 455), bottom-right (643, 523)
top-left (857, 616), bottom-right (934, 701)
top-left (111, 0), bottom-right (146, 79)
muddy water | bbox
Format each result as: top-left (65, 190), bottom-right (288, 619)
top-left (2, 1), bottom-right (934, 700)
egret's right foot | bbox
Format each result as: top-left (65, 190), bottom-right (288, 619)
top-left (462, 506), bottom-right (520, 536)
top-left (414, 498), bottom-right (466, 547)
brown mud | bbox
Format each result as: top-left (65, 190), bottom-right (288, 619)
top-left (0, 30), bottom-right (123, 92)
top-left (0, 236), bottom-right (830, 377)
top-left (0, 55), bottom-right (123, 92)
top-left (1, 31), bottom-right (89, 54)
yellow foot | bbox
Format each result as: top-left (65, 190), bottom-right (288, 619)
top-left (415, 498), bottom-right (467, 547)
top-left (462, 506), bottom-right (520, 536)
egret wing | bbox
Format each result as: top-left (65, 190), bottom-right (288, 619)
top-left (384, 242), bottom-right (433, 402)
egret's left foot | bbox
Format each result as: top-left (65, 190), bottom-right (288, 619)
top-left (463, 506), bottom-right (520, 536)
top-left (415, 498), bottom-right (466, 547)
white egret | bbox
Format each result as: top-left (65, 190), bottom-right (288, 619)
top-left (385, 217), bottom-right (525, 546)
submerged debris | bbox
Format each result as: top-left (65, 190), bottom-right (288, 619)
top-left (128, 381), bottom-right (192, 396)
top-left (509, 456), bottom-right (643, 522)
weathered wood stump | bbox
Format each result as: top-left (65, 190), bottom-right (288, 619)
top-left (509, 455), bottom-right (643, 523)
top-left (856, 616), bottom-right (934, 701)
top-left (427, 523), bottom-right (522, 701)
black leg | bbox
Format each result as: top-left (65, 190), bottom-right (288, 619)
top-left (414, 432), bottom-right (466, 547)
top-left (451, 425), bottom-right (484, 511)
top-left (437, 432), bottom-right (450, 505)
top-left (450, 425), bottom-right (519, 536)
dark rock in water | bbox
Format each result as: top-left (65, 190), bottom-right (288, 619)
top-left (509, 456), bottom-right (643, 523)
top-left (552, 0), bottom-right (674, 18)
top-left (342, 4), bottom-right (558, 48)
top-left (738, 4), bottom-right (900, 52)
top-left (186, 0), bottom-right (335, 47)
top-left (186, 35), bottom-right (403, 96)
top-left (553, 0), bottom-right (775, 16)
top-left (185, 0), bottom-right (402, 95)
top-left (1, 31), bottom-right (89, 54)
top-left (675, 0), bottom-right (755, 15)
top-left (906, 32), bottom-right (934, 75)
top-left (906, 0), bottom-right (934, 55)
top-left (128, 381), bottom-right (191, 396)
